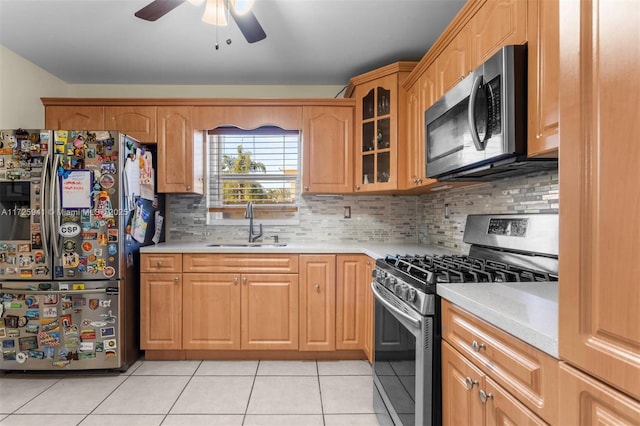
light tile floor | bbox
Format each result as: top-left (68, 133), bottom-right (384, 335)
top-left (0, 360), bottom-right (394, 426)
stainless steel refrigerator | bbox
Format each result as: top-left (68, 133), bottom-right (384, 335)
top-left (0, 129), bottom-right (164, 371)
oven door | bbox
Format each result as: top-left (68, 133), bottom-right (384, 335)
top-left (371, 281), bottom-right (438, 426)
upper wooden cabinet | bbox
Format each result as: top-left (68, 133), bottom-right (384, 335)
top-left (436, 25), bottom-right (472, 97)
top-left (559, 0), bottom-right (640, 401)
top-left (469, 0), bottom-right (527, 68)
top-left (192, 105), bottom-right (303, 131)
top-left (157, 106), bottom-right (204, 194)
top-left (302, 106), bottom-right (354, 194)
top-left (526, 0), bottom-right (559, 158)
top-left (401, 66), bottom-right (439, 190)
top-left (348, 62), bottom-right (416, 192)
top-left (45, 106), bottom-right (105, 130)
top-left (105, 106), bottom-right (157, 143)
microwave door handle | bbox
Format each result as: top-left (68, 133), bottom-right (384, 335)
top-left (468, 74), bottom-right (486, 151)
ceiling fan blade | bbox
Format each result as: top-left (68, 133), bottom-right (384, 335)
top-left (135, 0), bottom-right (186, 21)
top-left (229, 8), bottom-right (266, 43)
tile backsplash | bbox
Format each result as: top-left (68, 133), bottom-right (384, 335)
top-left (166, 169), bottom-right (558, 253)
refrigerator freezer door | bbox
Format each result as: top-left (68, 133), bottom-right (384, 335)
top-left (51, 131), bottom-right (134, 281)
top-left (0, 130), bottom-right (53, 281)
top-left (0, 280), bottom-right (122, 370)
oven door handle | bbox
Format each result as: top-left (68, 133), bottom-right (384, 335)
top-left (371, 281), bottom-right (421, 330)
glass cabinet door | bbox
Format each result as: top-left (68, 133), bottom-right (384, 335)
top-left (360, 84), bottom-right (393, 187)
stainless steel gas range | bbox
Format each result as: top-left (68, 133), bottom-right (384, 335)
top-left (371, 214), bottom-right (558, 426)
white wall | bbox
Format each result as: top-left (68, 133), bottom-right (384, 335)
top-left (0, 45), bottom-right (68, 128)
top-left (1, 46), bottom-right (345, 129)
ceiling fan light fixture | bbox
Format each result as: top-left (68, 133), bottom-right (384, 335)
top-left (202, 0), bottom-right (228, 26)
top-left (232, 0), bottom-right (255, 15)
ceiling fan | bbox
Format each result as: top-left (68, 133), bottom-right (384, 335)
top-left (134, 0), bottom-right (266, 43)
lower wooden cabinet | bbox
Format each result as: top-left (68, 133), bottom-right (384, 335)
top-left (442, 300), bottom-right (559, 424)
top-left (336, 254), bottom-right (370, 350)
top-left (140, 272), bottom-right (182, 350)
top-left (442, 341), bottom-right (547, 426)
top-left (299, 255), bottom-right (336, 351)
top-left (558, 362), bottom-right (640, 425)
top-left (141, 252), bottom-right (374, 357)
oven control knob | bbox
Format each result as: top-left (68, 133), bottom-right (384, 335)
top-left (398, 284), bottom-right (409, 299)
top-left (406, 287), bottom-right (416, 302)
top-left (385, 276), bottom-right (396, 288)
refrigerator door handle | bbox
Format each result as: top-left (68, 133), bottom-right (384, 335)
top-left (40, 152), bottom-right (51, 261)
top-left (50, 154), bottom-right (61, 259)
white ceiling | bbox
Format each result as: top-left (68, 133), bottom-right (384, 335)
top-left (0, 0), bottom-right (466, 86)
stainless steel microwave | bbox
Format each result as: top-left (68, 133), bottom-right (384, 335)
top-left (425, 45), bottom-right (556, 181)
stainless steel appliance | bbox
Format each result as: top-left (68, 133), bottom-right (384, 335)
top-left (371, 213), bottom-right (558, 425)
top-left (424, 45), bottom-right (556, 181)
top-left (0, 129), bottom-right (163, 371)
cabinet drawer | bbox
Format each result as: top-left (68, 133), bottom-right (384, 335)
top-left (183, 254), bottom-right (299, 273)
top-left (442, 299), bottom-right (559, 424)
top-left (140, 254), bottom-right (183, 273)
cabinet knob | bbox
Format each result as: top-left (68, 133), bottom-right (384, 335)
top-left (304, 186), bottom-right (309, 191)
top-left (242, 276), bottom-right (247, 285)
top-left (173, 276), bottom-right (179, 283)
top-left (464, 377), bottom-right (478, 390)
top-left (355, 185), bottom-right (361, 190)
top-left (315, 284), bottom-right (321, 292)
top-left (233, 277), bottom-right (239, 285)
top-left (472, 340), bottom-right (486, 352)
top-left (479, 389), bottom-right (494, 403)
top-left (156, 260), bottom-right (163, 267)
top-left (186, 185), bottom-right (191, 190)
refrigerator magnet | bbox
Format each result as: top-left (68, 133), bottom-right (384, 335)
top-left (99, 174), bottom-right (114, 189)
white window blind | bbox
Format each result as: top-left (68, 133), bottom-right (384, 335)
top-left (207, 127), bottom-right (300, 222)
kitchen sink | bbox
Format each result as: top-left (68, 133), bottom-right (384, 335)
top-left (207, 243), bottom-right (287, 248)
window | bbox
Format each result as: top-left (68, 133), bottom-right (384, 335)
top-left (207, 126), bottom-right (300, 224)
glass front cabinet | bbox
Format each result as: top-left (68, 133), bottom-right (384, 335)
top-left (349, 62), bottom-right (417, 192)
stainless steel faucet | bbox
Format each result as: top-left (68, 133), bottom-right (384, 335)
top-left (244, 202), bottom-right (263, 243)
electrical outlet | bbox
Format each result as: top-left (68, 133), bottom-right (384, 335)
top-left (444, 204), bottom-right (450, 219)
top-left (344, 206), bottom-right (351, 219)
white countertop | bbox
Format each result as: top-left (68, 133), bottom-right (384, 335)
top-left (139, 241), bottom-right (454, 260)
top-left (141, 241), bottom-right (559, 357)
top-left (437, 282), bottom-right (558, 358)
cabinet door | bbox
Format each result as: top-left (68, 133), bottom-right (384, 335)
top-left (470, 0), bottom-right (527, 68)
top-left (442, 342), bottom-right (484, 426)
top-left (401, 82), bottom-right (422, 190)
top-left (527, 0), bottom-right (559, 157)
top-left (436, 25), bottom-right (472, 97)
top-left (299, 255), bottom-right (336, 351)
top-left (354, 75), bottom-right (398, 192)
top-left (302, 106), bottom-right (354, 194)
top-left (559, 363), bottom-right (640, 426)
top-left (241, 273), bottom-right (299, 350)
top-left (485, 378), bottom-right (548, 426)
top-left (559, 0), bottom-right (640, 401)
top-left (362, 257), bottom-right (374, 363)
top-left (157, 106), bottom-right (203, 194)
top-left (45, 106), bottom-right (105, 130)
top-left (336, 254), bottom-right (368, 350)
top-left (182, 273), bottom-right (241, 350)
top-left (140, 273), bottom-right (182, 350)
top-left (105, 106), bottom-right (157, 143)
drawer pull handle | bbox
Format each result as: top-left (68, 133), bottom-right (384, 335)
top-left (465, 377), bottom-right (478, 390)
top-left (472, 340), bottom-right (486, 352)
top-left (156, 261), bottom-right (163, 267)
top-left (479, 389), bottom-right (494, 403)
